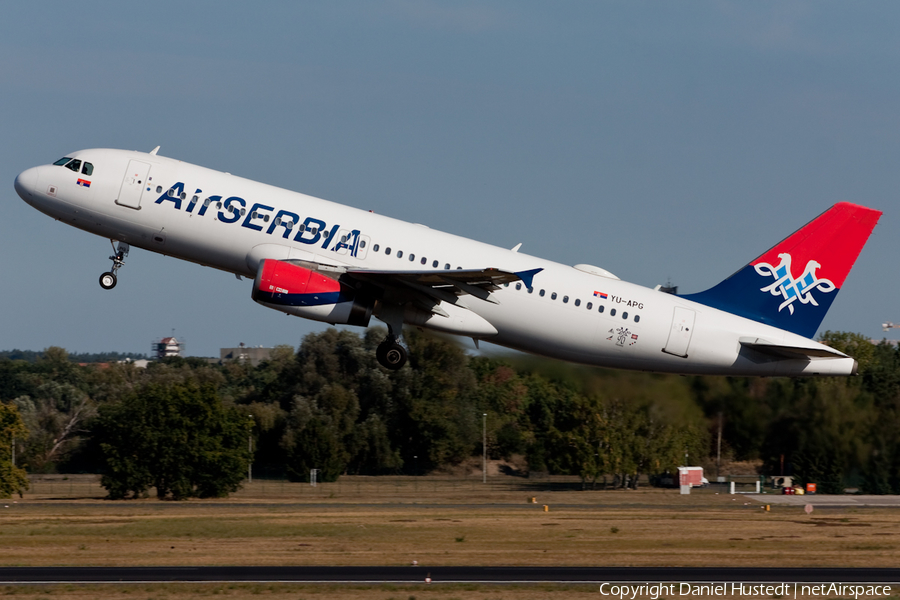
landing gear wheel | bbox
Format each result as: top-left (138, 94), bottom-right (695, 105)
top-left (376, 340), bottom-right (407, 370)
top-left (99, 272), bottom-right (117, 290)
top-left (101, 240), bottom-right (129, 290)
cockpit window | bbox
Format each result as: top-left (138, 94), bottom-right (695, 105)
top-left (54, 157), bottom-right (95, 176)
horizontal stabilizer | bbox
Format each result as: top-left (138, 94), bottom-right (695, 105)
top-left (738, 337), bottom-right (848, 359)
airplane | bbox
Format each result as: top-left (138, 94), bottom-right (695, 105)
top-left (14, 147), bottom-right (881, 376)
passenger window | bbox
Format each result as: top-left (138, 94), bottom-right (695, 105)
top-left (610, 308), bottom-right (617, 316)
top-left (432, 260), bottom-right (438, 268)
top-left (599, 305), bottom-right (604, 313)
top-left (180, 192), bottom-right (186, 200)
top-left (240, 208), bottom-right (246, 216)
top-left (634, 315), bottom-right (640, 323)
top-left (540, 289), bottom-right (545, 297)
top-left (563, 296), bottom-right (569, 303)
top-left (299, 223), bottom-right (306, 232)
top-left (551, 292), bottom-right (557, 300)
top-left (527, 287), bottom-right (533, 294)
top-left (574, 299), bottom-right (581, 307)
top-left (397, 250), bottom-right (403, 258)
top-left (157, 186), bottom-right (163, 193)
top-left (373, 244), bottom-right (380, 252)
top-left (504, 283), bottom-right (509, 288)
top-left (341, 235), bottom-right (347, 242)
top-left (421, 257), bottom-right (427, 265)
top-left (385, 247), bottom-right (392, 255)
top-left (286, 221), bottom-right (293, 229)
top-left (457, 266), bottom-right (462, 270)
top-left (53, 157), bottom-right (72, 166)
top-left (360, 240), bottom-right (366, 248)
top-left (516, 283), bottom-right (522, 290)
top-left (444, 264), bottom-right (450, 269)
top-left (168, 188), bottom-right (175, 195)
top-left (622, 312), bottom-right (628, 319)
top-left (82, 162), bottom-right (94, 176)
top-left (586, 302), bottom-right (592, 310)
top-left (192, 195), bottom-right (199, 203)
top-left (203, 198), bottom-right (210, 206)
top-left (409, 254), bottom-right (415, 261)
top-left (264, 215), bottom-right (269, 222)
top-left (65, 160), bottom-right (81, 172)
top-left (310, 227), bottom-right (318, 235)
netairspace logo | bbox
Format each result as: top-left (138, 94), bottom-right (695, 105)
top-left (597, 582), bottom-right (892, 599)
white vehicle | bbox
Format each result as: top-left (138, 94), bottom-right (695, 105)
top-left (15, 148), bottom-right (881, 374)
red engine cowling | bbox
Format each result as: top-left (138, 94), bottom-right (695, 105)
top-left (251, 259), bottom-right (372, 326)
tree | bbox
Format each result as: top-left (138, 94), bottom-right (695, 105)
top-left (0, 402), bottom-right (28, 498)
top-left (13, 382), bottom-right (96, 472)
top-left (95, 376), bottom-right (249, 500)
top-left (282, 384), bottom-right (359, 482)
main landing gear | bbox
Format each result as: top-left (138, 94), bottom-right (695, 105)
top-left (376, 335), bottom-right (407, 370)
top-left (99, 240), bottom-right (129, 290)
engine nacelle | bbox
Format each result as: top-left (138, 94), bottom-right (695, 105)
top-left (251, 259), bottom-right (372, 326)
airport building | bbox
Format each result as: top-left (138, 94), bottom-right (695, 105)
top-left (219, 343), bottom-right (273, 367)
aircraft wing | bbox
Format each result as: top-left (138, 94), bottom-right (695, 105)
top-left (343, 266), bottom-right (543, 310)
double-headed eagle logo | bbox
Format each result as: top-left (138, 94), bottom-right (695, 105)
top-left (754, 253), bottom-right (836, 314)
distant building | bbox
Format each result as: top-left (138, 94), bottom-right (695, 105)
top-left (220, 343), bottom-right (272, 367)
top-left (116, 358), bottom-right (150, 368)
top-left (153, 337), bottom-right (184, 359)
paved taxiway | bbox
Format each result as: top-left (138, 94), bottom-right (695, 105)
top-left (1, 566), bottom-right (899, 584)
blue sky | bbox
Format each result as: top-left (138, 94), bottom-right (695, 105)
top-left (2, 2), bottom-right (898, 357)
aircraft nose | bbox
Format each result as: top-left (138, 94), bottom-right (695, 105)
top-left (14, 167), bottom-right (39, 201)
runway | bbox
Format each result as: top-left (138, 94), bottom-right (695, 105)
top-left (749, 494), bottom-right (900, 507)
top-left (1, 566), bottom-right (898, 584)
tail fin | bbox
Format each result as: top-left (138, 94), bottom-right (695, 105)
top-left (681, 202), bottom-right (882, 338)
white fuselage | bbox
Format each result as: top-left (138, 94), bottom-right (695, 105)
top-left (15, 148), bottom-right (856, 376)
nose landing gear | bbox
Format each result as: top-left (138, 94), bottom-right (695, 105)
top-left (99, 240), bottom-right (129, 290)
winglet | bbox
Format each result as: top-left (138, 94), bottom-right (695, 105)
top-left (514, 268), bottom-right (543, 289)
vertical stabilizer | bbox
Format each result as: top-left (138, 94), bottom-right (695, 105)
top-left (681, 202), bottom-right (881, 338)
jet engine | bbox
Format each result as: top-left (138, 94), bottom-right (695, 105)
top-left (251, 259), bottom-right (373, 326)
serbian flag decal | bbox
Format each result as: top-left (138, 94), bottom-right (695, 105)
top-left (594, 291), bottom-right (608, 299)
top-left (76, 179), bottom-right (91, 188)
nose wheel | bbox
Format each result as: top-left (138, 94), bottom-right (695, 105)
top-left (100, 240), bottom-right (129, 290)
top-left (99, 272), bottom-right (117, 290)
top-left (376, 336), bottom-right (408, 370)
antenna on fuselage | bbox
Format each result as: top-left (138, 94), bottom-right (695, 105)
top-left (149, 146), bottom-right (160, 155)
